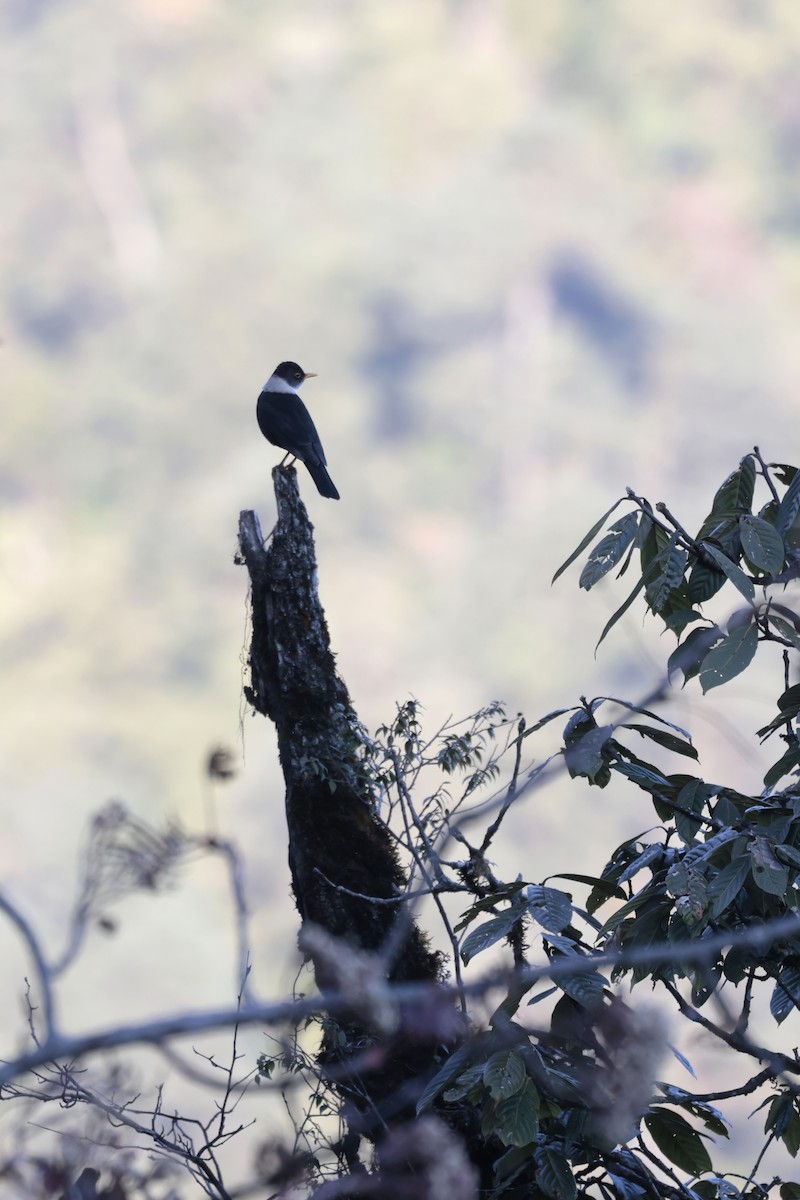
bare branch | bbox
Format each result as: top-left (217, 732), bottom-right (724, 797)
top-left (0, 891), bottom-right (57, 1040)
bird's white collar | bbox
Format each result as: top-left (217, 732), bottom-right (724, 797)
top-left (263, 372), bottom-right (299, 395)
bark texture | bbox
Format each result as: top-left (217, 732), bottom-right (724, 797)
top-left (237, 467), bottom-right (447, 1123)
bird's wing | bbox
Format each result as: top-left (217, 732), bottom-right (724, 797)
top-left (257, 393), bottom-right (327, 466)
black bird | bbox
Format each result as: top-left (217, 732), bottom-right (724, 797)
top-left (256, 361), bottom-right (340, 500)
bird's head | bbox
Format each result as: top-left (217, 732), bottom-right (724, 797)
top-left (273, 361), bottom-right (317, 388)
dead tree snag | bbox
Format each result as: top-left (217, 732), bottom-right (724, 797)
top-left (237, 467), bottom-right (448, 1125)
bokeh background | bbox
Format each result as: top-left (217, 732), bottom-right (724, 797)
top-left (3, 0), bottom-right (800, 1188)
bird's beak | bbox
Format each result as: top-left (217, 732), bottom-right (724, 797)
top-left (303, 371), bottom-right (318, 380)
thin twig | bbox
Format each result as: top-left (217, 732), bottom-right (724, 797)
top-left (389, 750), bottom-right (467, 1009)
top-left (479, 715), bottom-right (526, 853)
top-left (743, 1129), bottom-right (777, 1192)
top-left (0, 892), bottom-right (57, 1039)
top-left (753, 446), bottom-right (781, 507)
top-left (3, 911), bottom-right (800, 1090)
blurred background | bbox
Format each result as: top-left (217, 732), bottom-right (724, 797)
top-left (2, 0), bottom-right (800, 1188)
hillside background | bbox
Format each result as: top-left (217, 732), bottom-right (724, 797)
top-left (2, 0), bottom-right (800, 1187)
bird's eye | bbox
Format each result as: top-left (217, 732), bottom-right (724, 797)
top-left (295, 371), bottom-right (302, 379)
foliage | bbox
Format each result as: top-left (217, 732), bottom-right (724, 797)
top-left (3, 450), bottom-right (800, 1197)
top-left (310, 447), bottom-right (800, 1197)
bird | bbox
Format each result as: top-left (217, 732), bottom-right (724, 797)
top-left (256, 361), bottom-right (340, 500)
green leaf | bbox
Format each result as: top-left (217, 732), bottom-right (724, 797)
top-left (544, 872), bottom-right (626, 903)
top-left (750, 836), bottom-right (790, 896)
top-left (493, 1077), bottom-right (540, 1147)
top-left (777, 468), bottom-right (800, 537)
top-left (618, 843), bottom-right (664, 884)
top-left (750, 807), bottom-right (793, 841)
top-left (562, 1105), bottom-right (587, 1154)
top-left (770, 967), bottom-right (800, 1025)
top-left (687, 559), bottom-right (726, 603)
top-left (557, 969), bottom-right (607, 1007)
top-left (579, 512), bottom-right (640, 591)
top-left (454, 881), bottom-right (527, 932)
top-left (597, 886), bottom-right (662, 937)
top-left (663, 608), bottom-right (704, 636)
top-left (668, 1044), bottom-right (697, 1077)
top-left (776, 842), bottom-right (800, 869)
top-left (765, 1091), bottom-right (794, 1138)
top-left (644, 1108), bottom-right (713, 1175)
top-left (623, 899), bottom-right (674, 981)
top-left (492, 1144), bottom-right (537, 1185)
top-left (778, 682), bottom-right (800, 713)
top-left (522, 706), bottom-right (575, 737)
top-left (526, 885), bottom-right (573, 933)
top-left (667, 860), bottom-right (708, 916)
top-left (564, 722), bottom-right (614, 782)
top-left (534, 1146), bottom-right (577, 1200)
top-left (416, 1040), bottom-right (478, 1114)
top-left (612, 759), bottom-right (672, 792)
top-left (682, 825), bottom-right (736, 865)
top-left (441, 1064), bottom-right (485, 1103)
top-left (625, 723), bottom-right (698, 759)
top-left (595, 574), bottom-right (647, 653)
top-left (781, 1183), bottom-right (800, 1199)
top-left (699, 621), bottom-right (758, 693)
top-left (636, 506), bottom-right (660, 570)
top-left (601, 699), bottom-right (693, 738)
top-left (724, 945), bottom-right (753, 984)
top-left (484, 1050), bottom-right (526, 1101)
top-left (739, 515), bottom-right (785, 573)
top-left (689, 1185), bottom-right (719, 1200)
top-left (658, 1087), bottom-right (730, 1138)
top-left (756, 684), bottom-right (800, 739)
top-left (648, 539), bottom-right (689, 612)
top-left (707, 855), bottom-right (751, 919)
top-left (607, 1173), bottom-right (649, 1200)
top-left (783, 1107), bottom-right (800, 1157)
top-left (711, 457), bottom-right (757, 515)
top-left (712, 791), bottom-right (745, 825)
top-left (764, 743), bottom-right (800, 789)
top-left (674, 779), bottom-right (710, 845)
top-left (771, 463), bottom-right (798, 485)
top-left (526, 985), bottom-right (559, 1008)
top-left (552, 498), bottom-right (628, 584)
top-left (769, 615), bottom-right (800, 651)
top-left (699, 542), bottom-right (756, 602)
top-left (460, 912), bottom-right (521, 965)
top-left (668, 625), bottom-right (723, 683)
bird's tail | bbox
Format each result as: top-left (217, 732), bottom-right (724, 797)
top-left (306, 461), bottom-right (340, 500)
